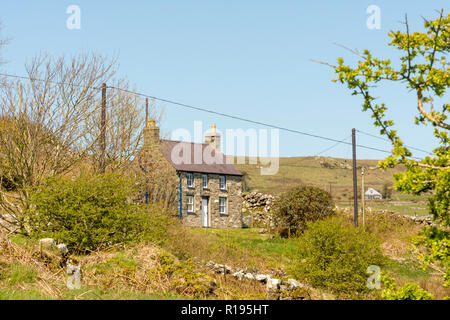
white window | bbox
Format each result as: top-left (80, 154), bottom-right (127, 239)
top-left (202, 174), bottom-right (208, 189)
top-left (219, 197), bottom-right (227, 215)
top-left (187, 173), bottom-right (194, 188)
top-left (187, 195), bottom-right (194, 213)
top-left (219, 175), bottom-right (226, 190)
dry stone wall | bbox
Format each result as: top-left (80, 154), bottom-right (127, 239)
top-left (242, 192), bottom-right (276, 230)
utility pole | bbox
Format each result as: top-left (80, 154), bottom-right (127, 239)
top-left (352, 128), bottom-right (358, 227)
top-left (100, 83), bottom-right (106, 174)
top-left (145, 98), bottom-right (149, 205)
top-left (145, 97), bottom-right (149, 124)
top-left (361, 167), bottom-right (365, 229)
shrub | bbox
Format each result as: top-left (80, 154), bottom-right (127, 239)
top-left (381, 273), bottom-right (434, 300)
top-left (292, 216), bottom-right (385, 295)
top-left (273, 185), bottom-right (334, 236)
top-left (153, 250), bottom-right (214, 298)
top-left (27, 172), bottom-right (170, 253)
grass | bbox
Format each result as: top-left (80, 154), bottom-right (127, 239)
top-left (0, 288), bottom-right (52, 300)
top-left (1, 263), bottom-right (38, 285)
top-left (191, 228), bottom-right (298, 271)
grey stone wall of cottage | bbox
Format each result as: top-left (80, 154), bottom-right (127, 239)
top-left (180, 172), bottom-right (243, 228)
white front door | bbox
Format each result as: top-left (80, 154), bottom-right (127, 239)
top-left (201, 197), bottom-right (209, 227)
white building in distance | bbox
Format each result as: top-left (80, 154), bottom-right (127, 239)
top-left (365, 187), bottom-right (382, 200)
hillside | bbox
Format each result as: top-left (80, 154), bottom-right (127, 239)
top-left (234, 156), bottom-right (399, 196)
top-left (233, 156), bottom-right (429, 216)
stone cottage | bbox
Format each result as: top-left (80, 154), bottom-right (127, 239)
top-left (141, 119), bottom-right (243, 228)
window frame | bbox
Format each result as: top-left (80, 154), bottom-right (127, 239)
top-left (219, 197), bottom-right (227, 215)
top-left (186, 195), bottom-right (195, 213)
top-left (202, 174), bottom-right (208, 189)
top-left (187, 172), bottom-right (194, 188)
top-left (219, 175), bottom-right (227, 190)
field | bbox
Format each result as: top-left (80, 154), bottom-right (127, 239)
top-left (233, 156), bottom-right (429, 216)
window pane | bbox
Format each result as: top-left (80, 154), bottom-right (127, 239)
top-left (220, 176), bottom-right (226, 189)
top-left (187, 173), bottom-right (193, 187)
top-left (219, 197), bottom-right (227, 214)
top-left (187, 196), bottom-right (194, 212)
top-left (203, 175), bottom-right (208, 188)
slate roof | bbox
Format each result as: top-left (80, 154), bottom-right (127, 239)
top-left (365, 187), bottom-right (382, 196)
top-left (161, 140), bottom-right (243, 176)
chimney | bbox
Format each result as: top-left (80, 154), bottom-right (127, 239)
top-left (204, 123), bottom-right (221, 153)
top-left (144, 118), bottom-right (160, 149)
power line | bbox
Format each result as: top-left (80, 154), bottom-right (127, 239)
top-left (314, 135), bottom-right (352, 157)
top-left (356, 129), bottom-right (432, 155)
top-left (106, 85), bottom-right (401, 155)
top-left (0, 72), bottom-right (425, 159)
top-left (0, 72), bottom-right (103, 90)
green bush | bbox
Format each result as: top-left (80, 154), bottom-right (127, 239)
top-left (273, 185), bottom-right (334, 237)
top-left (292, 216), bottom-right (385, 295)
top-left (27, 172), bottom-right (170, 253)
top-left (381, 273), bottom-right (434, 300)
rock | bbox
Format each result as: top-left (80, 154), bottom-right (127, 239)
top-left (39, 238), bottom-right (56, 247)
top-left (266, 277), bottom-right (280, 291)
top-left (266, 278), bottom-right (281, 300)
top-left (279, 283), bottom-right (289, 291)
top-left (233, 270), bottom-right (244, 280)
top-left (255, 274), bottom-right (270, 283)
top-left (57, 243), bottom-right (68, 255)
top-left (287, 278), bottom-right (305, 289)
top-left (244, 273), bottom-right (255, 280)
top-left (212, 263), bottom-right (232, 274)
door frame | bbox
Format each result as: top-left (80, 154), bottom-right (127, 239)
top-left (201, 196), bottom-right (209, 227)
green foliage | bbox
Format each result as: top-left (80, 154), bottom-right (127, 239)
top-left (292, 216), bottom-right (385, 295)
top-left (273, 185), bottom-right (334, 237)
top-left (414, 227), bottom-right (450, 287)
top-left (91, 253), bottom-right (138, 276)
top-left (381, 273), bottom-right (434, 300)
top-left (27, 172), bottom-right (170, 253)
top-left (155, 250), bottom-right (213, 298)
top-left (327, 10), bottom-right (450, 287)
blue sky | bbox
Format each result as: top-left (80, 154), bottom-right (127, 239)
top-left (0, 1), bottom-right (447, 159)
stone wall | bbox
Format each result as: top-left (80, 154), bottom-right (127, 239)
top-left (180, 172), bottom-right (243, 228)
top-left (336, 206), bottom-right (438, 227)
top-left (242, 192), bottom-right (276, 230)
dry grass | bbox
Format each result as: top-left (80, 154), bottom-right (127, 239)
top-left (0, 230), bottom-right (66, 299)
top-left (163, 222), bottom-right (274, 272)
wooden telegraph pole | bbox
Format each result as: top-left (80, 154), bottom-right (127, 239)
top-left (352, 128), bottom-right (358, 227)
top-left (145, 98), bottom-right (149, 205)
top-left (361, 167), bottom-right (365, 229)
top-left (100, 83), bottom-right (107, 174)
top-left (145, 97), bottom-right (149, 124)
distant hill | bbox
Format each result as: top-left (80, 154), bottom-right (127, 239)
top-left (230, 156), bottom-right (406, 200)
